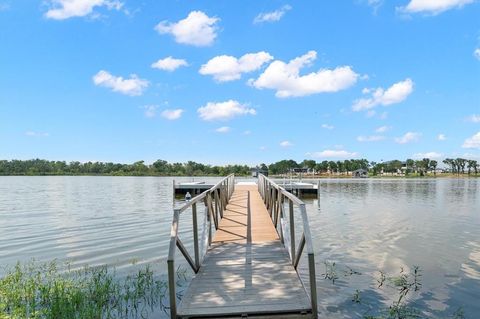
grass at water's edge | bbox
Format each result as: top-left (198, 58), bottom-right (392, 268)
top-left (0, 261), bottom-right (179, 319)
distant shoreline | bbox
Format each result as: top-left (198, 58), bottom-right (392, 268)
top-left (1, 173), bottom-right (479, 178)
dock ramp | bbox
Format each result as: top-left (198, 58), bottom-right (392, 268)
top-left (167, 175), bottom-right (317, 318)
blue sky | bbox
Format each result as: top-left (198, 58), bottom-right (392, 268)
top-left (1, 0), bottom-right (479, 165)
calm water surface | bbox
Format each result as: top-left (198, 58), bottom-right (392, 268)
top-left (1, 177), bottom-right (479, 318)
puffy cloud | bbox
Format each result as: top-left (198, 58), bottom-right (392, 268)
top-left (399, 0), bottom-right (475, 14)
top-left (308, 150), bottom-right (358, 158)
top-left (161, 109), bottom-right (184, 120)
top-left (253, 5), bottom-right (291, 24)
top-left (155, 11), bottom-right (219, 46)
top-left (438, 134), bottom-right (447, 141)
top-left (25, 131), bottom-right (49, 137)
top-left (375, 125), bottom-right (391, 133)
top-left (321, 124), bottom-right (334, 130)
top-left (462, 132), bottom-right (480, 149)
top-left (357, 135), bottom-right (385, 142)
top-left (93, 70), bottom-right (149, 96)
top-left (474, 48), bottom-right (480, 60)
top-left (215, 126), bottom-right (230, 133)
top-left (249, 51), bottom-right (358, 98)
top-left (200, 52), bottom-right (273, 82)
top-left (280, 141), bottom-right (293, 147)
top-left (0, 3), bottom-right (10, 11)
top-left (353, 79), bottom-right (414, 111)
top-left (151, 57), bottom-right (188, 72)
top-left (395, 132), bottom-right (420, 144)
top-left (413, 152), bottom-right (443, 159)
top-left (142, 105), bottom-right (158, 118)
top-left (466, 114), bottom-right (480, 123)
top-left (44, 0), bottom-right (123, 20)
top-left (197, 100), bottom-right (256, 121)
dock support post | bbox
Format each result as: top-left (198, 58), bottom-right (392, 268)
top-left (192, 203), bottom-right (200, 270)
top-left (167, 259), bottom-right (176, 319)
top-left (317, 180), bottom-right (321, 208)
top-left (289, 200), bottom-right (295, 263)
top-left (308, 252), bottom-right (318, 319)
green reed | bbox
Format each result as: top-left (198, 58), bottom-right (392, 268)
top-left (0, 260), bottom-right (172, 319)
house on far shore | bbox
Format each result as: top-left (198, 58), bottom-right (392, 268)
top-left (251, 167), bottom-right (268, 178)
top-left (353, 168), bottom-right (368, 178)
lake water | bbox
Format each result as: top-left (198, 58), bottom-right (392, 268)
top-left (1, 176), bottom-right (479, 318)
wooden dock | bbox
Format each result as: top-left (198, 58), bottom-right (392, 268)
top-left (167, 176), bottom-right (317, 318)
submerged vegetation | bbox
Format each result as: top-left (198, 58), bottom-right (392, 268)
top-left (0, 261), bottom-right (174, 319)
top-left (1, 157), bottom-right (478, 177)
top-left (322, 262), bottom-right (465, 319)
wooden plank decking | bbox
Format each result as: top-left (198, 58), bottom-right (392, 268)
top-left (177, 184), bottom-right (313, 318)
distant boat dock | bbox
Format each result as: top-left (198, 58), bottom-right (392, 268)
top-left (174, 179), bottom-right (320, 198)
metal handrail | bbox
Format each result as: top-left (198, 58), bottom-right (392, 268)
top-left (167, 174), bottom-right (235, 318)
top-left (258, 174), bottom-right (318, 318)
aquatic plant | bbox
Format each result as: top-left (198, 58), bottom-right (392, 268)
top-left (0, 260), bottom-right (172, 319)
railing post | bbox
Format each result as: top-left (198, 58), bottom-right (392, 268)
top-left (308, 253), bottom-right (318, 318)
top-left (205, 199), bottom-right (212, 246)
top-left (317, 180), bottom-right (320, 208)
top-left (208, 192), bottom-right (218, 230)
top-left (167, 259), bottom-right (176, 318)
top-left (289, 199), bottom-right (295, 263)
top-left (192, 202), bottom-right (200, 270)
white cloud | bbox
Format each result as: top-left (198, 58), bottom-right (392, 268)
top-left (474, 48), bottom-right (480, 60)
top-left (215, 126), bottom-right (230, 133)
top-left (243, 130), bottom-right (251, 135)
top-left (155, 11), bottom-right (219, 46)
top-left (249, 50), bottom-right (358, 98)
top-left (466, 114), bottom-right (480, 123)
top-left (462, 132), bottom-right (480, 149)
top-left (375, 125), bottom-right (391, 133)
top-left (0, 3), bottom-right (10, 11)
top-left (353, 78), bottom-right (414, 111)
top-left (44, 0), bottom-right (123, 20)
top-left (309, 150), bottom-right (358, 158)
top-left (259, 146), bottom-right (267, 151)
top-left (413, 152), bottom-right (443, 159)
top-left (395, 132), bottom-right (421, 144)
top-left (151, 57), bottom-right (188, 72)
top-left (280, 141), bottom-right (293, 147)
top-left (321, 124), bottom-right (334, 130)
top-left (200, 52), bottom-right (273, 82)
top-left (253, 5), bottom-right (291, 24)
top-left (357, 135), bottom-right (385, 142)
top-left (25, 131), bottom-right (49, 137)
top-left (438, 133), bottom-right (447, 141)
top-left (93, 70), bottom-right (149, 96)
top-left (142, 105), bottom-right (158, 118)
top-left (197, 100), bottom-right (256, 121)
top-left (161, 109), bottom-right (184, 120)
top-left (399, 0), bottom-right (475, 14)
top-left (367, 0), bottom-right (383, 8)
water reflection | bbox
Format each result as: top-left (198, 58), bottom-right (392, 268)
top-left (306, 178), bottom-right (480, 317)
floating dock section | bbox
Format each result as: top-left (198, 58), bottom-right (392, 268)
top-left (174, 179), bottom-right (319, 198)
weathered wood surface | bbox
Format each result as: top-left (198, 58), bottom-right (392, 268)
top-left (177, 185), bottom-right (313, 318)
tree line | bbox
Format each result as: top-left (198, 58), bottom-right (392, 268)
top-left (0, 159), bottom-right (251, 176)
top-left (0, 158), bottom-right (478, 176)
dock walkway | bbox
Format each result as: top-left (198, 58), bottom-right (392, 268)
top-left (167, 176), bottom-right (317, 319)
